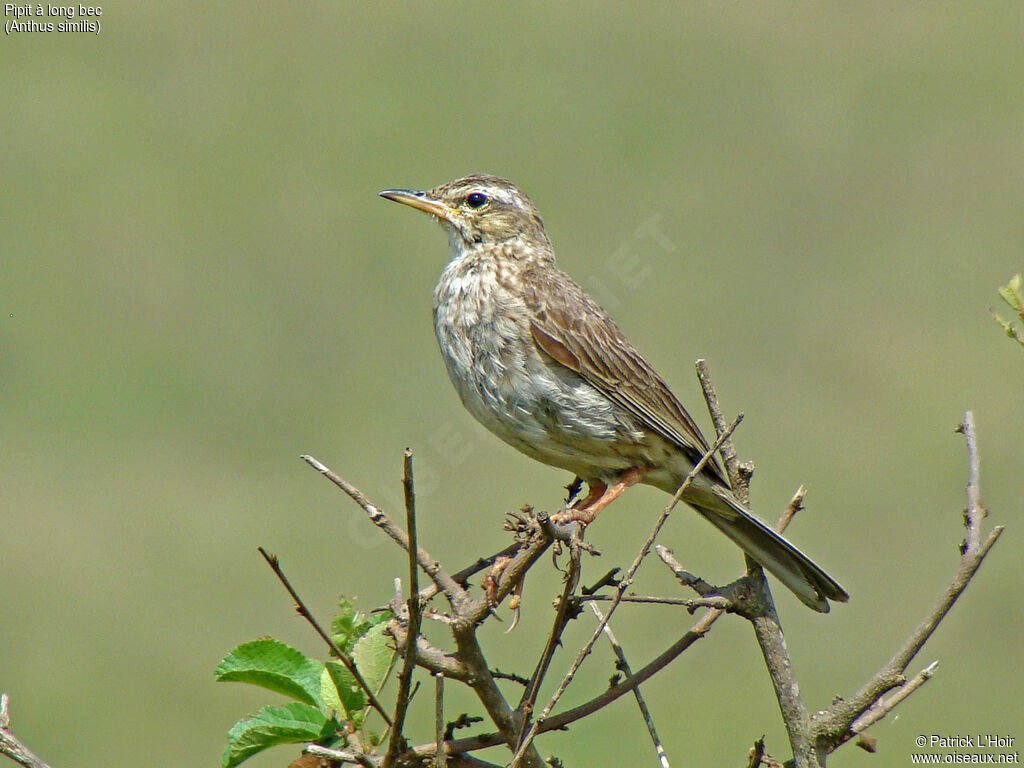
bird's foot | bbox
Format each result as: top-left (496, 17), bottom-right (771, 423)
top-left (553, 468), bottom-right (646, 525)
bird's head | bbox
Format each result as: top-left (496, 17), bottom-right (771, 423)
top-left (380, 175), bottom-right (550, 251)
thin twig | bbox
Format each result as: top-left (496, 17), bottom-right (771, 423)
top-left (589, 602), bottom-right (671, 768)
top-left (306, 743), bottom-right (365, 764)
top-left (517, 539), bottom-right (582, 727)
top-left (695, 359), bottom-right (743, 491)
top-left (385, 450), bottom-right (423, 767)
top-left (776, 485), bottom-right (807, 534)
top-left (0, 694), bottom-right (52, 768)
top-left (697, 361), bottom-right (817, 767)
top-left (434, 674), bottom-right (448, 768)
top-left (491, 669), bottom-right (531, 686)
top-left (544, 605), bottom-right (724, 731)
top-left (302, 454), bottom-right (469, 609)
top-left (509, 413), bottom-right (743, 767)
top-left (580, 593), bottom-right (732, 610)
top-left (257, 547), bottom-right (393, 725)
top-left (961, 412), bottom-right (984, 554)
top-left (813, 412), bottom-right (1004, 752)
top-left (848, 661), bottom-right (939, 738)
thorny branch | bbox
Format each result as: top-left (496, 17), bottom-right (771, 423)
top-left (268, 385), bottom-right (1000, 768)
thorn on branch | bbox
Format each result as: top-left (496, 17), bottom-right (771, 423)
top-left (581, 568), bottom-right (621, 595)
top-left (492, 669), bottom-right (531, 686)
top-left (444, 714), bottom-right (485, 742)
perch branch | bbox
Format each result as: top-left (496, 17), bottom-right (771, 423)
top-left (509, 413), bottom-right (743, 766)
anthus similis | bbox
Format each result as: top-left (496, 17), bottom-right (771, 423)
top-left (380, 175), bottom-right (848, 612)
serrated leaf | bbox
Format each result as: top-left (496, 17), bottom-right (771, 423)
top-left (222, 701), bottom-right (331, 768)
top-left (322, 660), bottom-right (366, 722)
top-left (216, 638), bottom-right (325, 707)
top-left (352, 621), bottom-right (395, 695)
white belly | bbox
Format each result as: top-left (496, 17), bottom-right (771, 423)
top-left (432, 254), bottom-right (646, 481)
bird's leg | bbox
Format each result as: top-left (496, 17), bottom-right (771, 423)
top-left (570, 480), bottom-right (607, 511)
top-left (558, 467), bottom-right (646, 525)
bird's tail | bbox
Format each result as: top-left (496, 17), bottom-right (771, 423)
top-left (692, 490), bottom-right (849, 613)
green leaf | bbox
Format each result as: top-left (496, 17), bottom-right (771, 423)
top-left (322, 660), bottom-right (366, 722)
top-left (352, 621), bottom-right (395, 695)
top-left (998, 274), bottom-right (1024, 312)
top-left (222, 701), bottom-right (333, 768)
top-left (215, 638), bottom-right (325, 707)
top-left (330, 597), bottom-right (370, 654)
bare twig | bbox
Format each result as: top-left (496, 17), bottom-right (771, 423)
top-left (589, 602), bottom-right (671, 768)
top-left (257, 547), bottom-right (393, 725)
top-left (434, 674), bottom-right (448, 768)
top-left (580, 593), bottom-right (732, 611)
top-left (384, 450), bottom-right (424, 767)
top-left (388, 619), bottom-right (467, 680)
top-left (697, 361), bottom-right (819, 767)
top-left (0, 695), bottom-right (52, 768)
top-left (306, 743), bottom-right (366, 764)
top-left (302, 454), bottom-right (469, 610)
top-left (517, 539), bottom-right (582, 730)
top-left (813, 412), bottom-right (1004, 754)
top-left (748, 591), bottom-right (812, 766)
top-left (656, 545), bottom-right (734, 601)
top-left (491, 669), bottom-right (531, 686)
top-left (776, 486), bottom-right (807, 534)
top-left (961, 412), bottom-right (985, 553)
top-left (847, 661), bottom-right (939, 738)
top-left (544, 605), bottom-right (724, 731)
top-left (509, 413), bottom-right (743, 766)
top-left (695, 359), bottom-right (743, 493)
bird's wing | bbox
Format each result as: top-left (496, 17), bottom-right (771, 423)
top-left (519, 262), bottom-right (728, 485)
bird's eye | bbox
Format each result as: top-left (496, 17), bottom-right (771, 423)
top-left (466, 192), bottom-right (488, 208)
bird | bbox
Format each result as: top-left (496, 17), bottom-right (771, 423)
top-left (379, 174), bottom-right (848, 612)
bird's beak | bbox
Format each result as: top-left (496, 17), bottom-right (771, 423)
top-left (379, 188), bottom-right (456, 222)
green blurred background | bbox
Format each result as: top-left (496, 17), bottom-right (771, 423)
top-left (2, 3), bottom-right (1021, 767)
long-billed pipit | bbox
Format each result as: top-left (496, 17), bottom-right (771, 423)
top-left (380, 175), bottom-right (848, 612)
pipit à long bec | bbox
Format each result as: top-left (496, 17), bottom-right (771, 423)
top-left (380, 175), bottom-right (848, 612)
